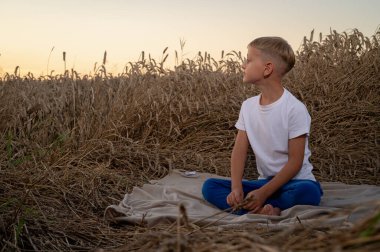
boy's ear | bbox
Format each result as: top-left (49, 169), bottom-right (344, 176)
top-left (263, 62), bottom-right (274, 78)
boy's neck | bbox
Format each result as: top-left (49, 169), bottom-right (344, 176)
top-left (258, 80), bottom-right (284, 106)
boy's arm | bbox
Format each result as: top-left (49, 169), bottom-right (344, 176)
top-left (227, 130), bottom-right (249, 207)
top-left (244, 134), bottom-right (306, 212)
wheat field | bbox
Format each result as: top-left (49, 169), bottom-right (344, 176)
top-left (0, 29), bottom-right (379, 251)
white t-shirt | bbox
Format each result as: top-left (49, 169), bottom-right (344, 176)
top-left (235, 89), bottom-right (316, 181)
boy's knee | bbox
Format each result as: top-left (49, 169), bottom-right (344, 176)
top-left (296, 181), bottom-right (322, 205)
top-left (202, 178), bottom-right (217, 200)
top-left (202, 178), bottom-right (228, 200)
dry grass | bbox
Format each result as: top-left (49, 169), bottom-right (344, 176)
top-left (0, 28), bottom-right (379, 251)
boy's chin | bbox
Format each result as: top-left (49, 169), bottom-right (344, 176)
top-left (242, 79), bottom-right (253, 84)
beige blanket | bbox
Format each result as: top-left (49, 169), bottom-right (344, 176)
top-left (105, 170), bottom-right (380, 228)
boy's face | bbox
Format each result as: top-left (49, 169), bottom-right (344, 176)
top-left (242, 46), bottom-right (267, 84)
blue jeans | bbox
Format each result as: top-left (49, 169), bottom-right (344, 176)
top-left (202, 178), bottom-right (323, 215)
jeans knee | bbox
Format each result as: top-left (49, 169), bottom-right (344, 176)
top-left (296, 181), bottom-right (322, 205)
top-left (202, 178), bottom-right (217, 200)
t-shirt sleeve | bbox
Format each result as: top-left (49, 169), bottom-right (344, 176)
top-left (235, 101), bottom-right (246, 131)
top-left (288, 103), bottom-right (311, 139)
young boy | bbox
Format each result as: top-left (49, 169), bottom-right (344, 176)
top-left (202, 37), bottom-right (322, 216)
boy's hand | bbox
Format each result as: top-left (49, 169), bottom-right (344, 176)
top-left (243, 189), bottom-right (268, 213)
top-left (227, 189), bottom-right (244, 207)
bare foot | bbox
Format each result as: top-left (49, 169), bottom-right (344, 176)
top-left (257, 204), bottom-right (281, 216)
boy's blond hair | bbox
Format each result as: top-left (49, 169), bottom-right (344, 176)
top-left (249, 37), bottom-right (295, 75)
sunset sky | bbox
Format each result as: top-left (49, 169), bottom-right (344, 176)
top-left (0, 0), bottom-right (379, 76)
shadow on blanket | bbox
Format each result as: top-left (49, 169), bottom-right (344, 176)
top-left (105, 170), bottom-right (380, 228)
